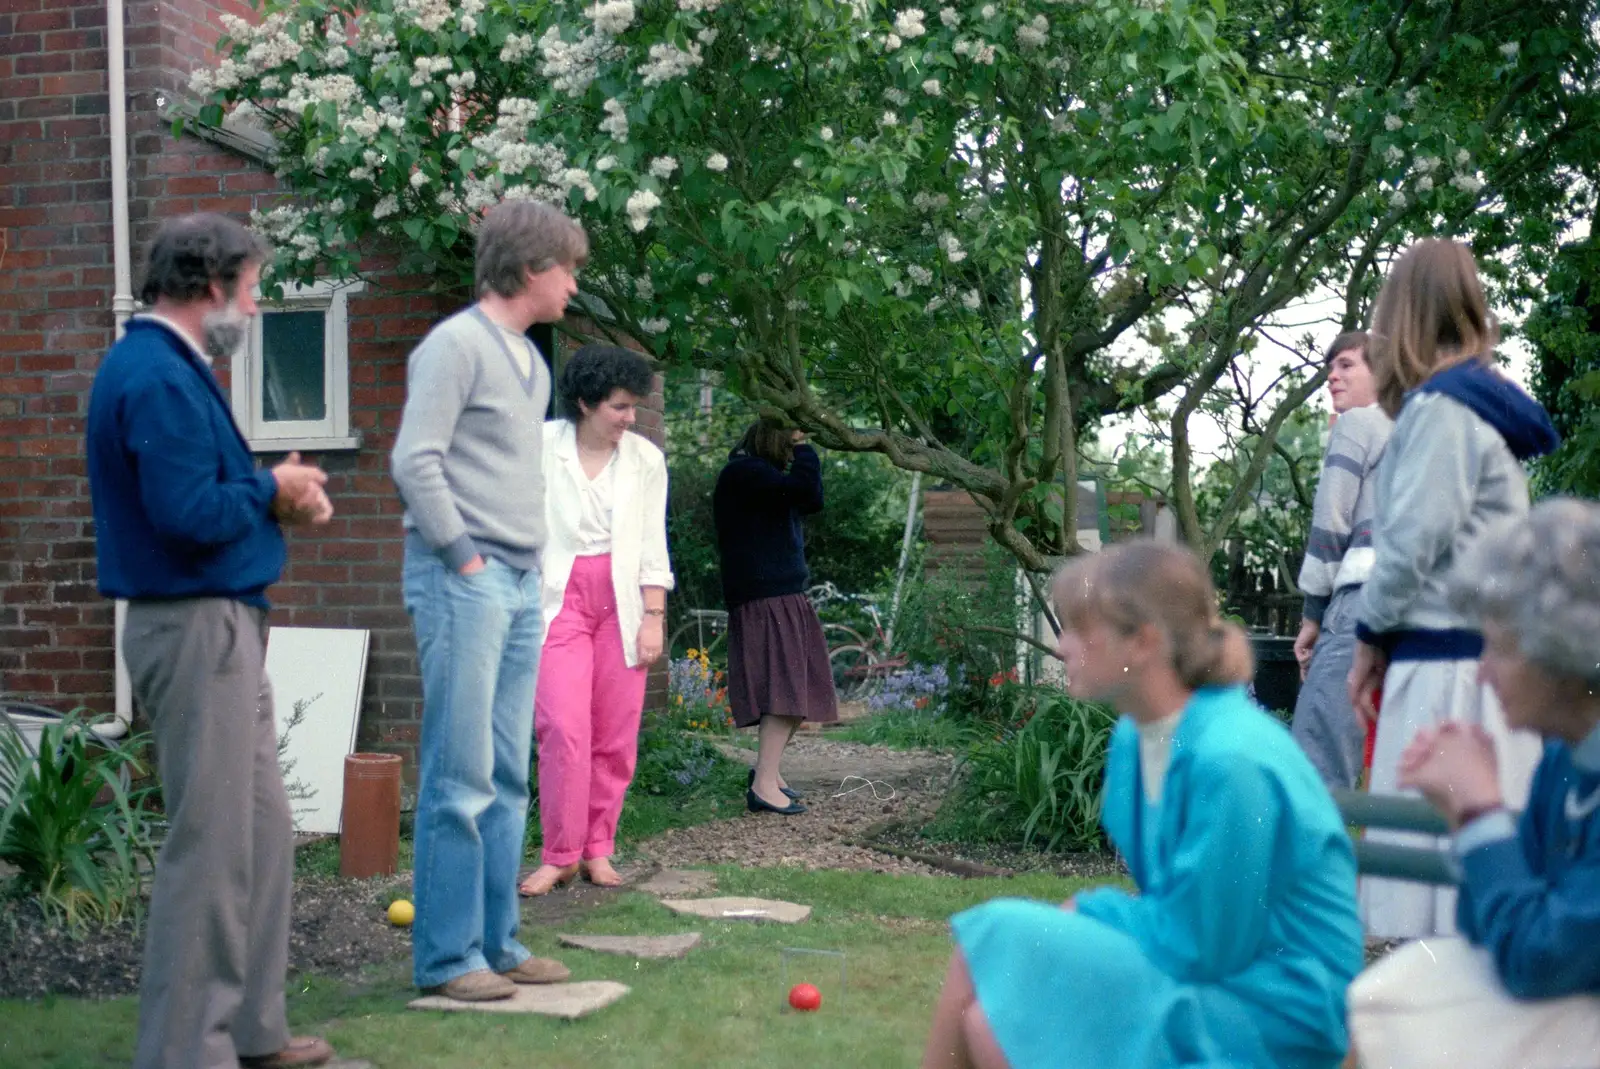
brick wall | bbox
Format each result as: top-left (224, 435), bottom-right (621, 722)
top-left (0, 0), bottom-right (120, 712)
top-left (0, 0), bottom-right (670, 781)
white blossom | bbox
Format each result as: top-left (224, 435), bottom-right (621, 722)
top-left (1415, 175), bottom-right (1433, 193)
top-left (894, 8), bottom-right (928, 38)
top-left (587, 0), bottom-right (636, 35)
top-left (696, 28), bottom-right (719, 45)
top-left (1323, 127), bottom-right (1347, 144)
top-left (1455, 148), bottom-right (1471, 167)
top-left (563, 167), bottom-right (599, 201)
top-left (639, 40), bottom-right (704, 86)
top-left (649, 155), bottom-right (679, 179)
top-left (975, 44), bottom-right (996, 65)
top-left (540, 24), bottom-right (611, 96)
top-left (961, 289), bottom-right (981, 310)
top-left (1404, 87), bottom-right (1420, 109)
top-left (625, 188), bottom-right (661, 230)
top-left (953, 38), bottom-right (973, 57)
top-left (893, 281), bottom-right (912, 298)
top-left (372, 194), bottom-right (400, 219)
top-left (880, 110), bottom-right (899, 127)
top-left (820, 126), bottom-right (835, 142)
top-left (634, 274), bottom-right (655, 300)
top-left (884, 87), bottom-right (909, 106)
top-left (1389, 191), bottom-right (1407, 209)
top-left (1451, 174), bottom-right (1484, 194)
top-left (1016, 15), bottom-right (1049, 51)
top-left (922, 78), bottom-right (941, 96)
top-left (913, 191), bottom-right (950, 211)
top-left (907, 264), bottom-right (933, 285)
top-left (1383, 145), bottom-right (1404, 166)
top-left (981, 3), bottom-right (996, 18)
top-left (324, 45), bottom-right (349, 68)
top-left (410, 171), bottom-right (430, 188)
top-left (640, 317), bottom-right (670, 334)
top-left (1415, 155), bottom-right (1441, 174)
top-left (596, 154), bottom-right (619, 171)
top-left (696, 272), bottom-right (714, 285)
top-left (393, 0), bottom-right (454, 34)
top-left (705, 152), bottom-right (729, 172)
top-left (940, 7), bottom-right (960, 27)
top-left (938, 231), bottom-right (966, 263)
top-left (600, 98), bottom-right (630, 142)
top-left (883, 33), bottom-right (903, 52)
top-left (460, 15), bottom-right (477, 34)
top-left (1384, 113), bottom-right (1403, 131)
top-left (678, 0), bottom-right (722, 11)
top-left (501, 33), bottom-right (535, 63)
top-left (924, 296), bottom-right (945, 313)
top-left (1499, 41), bottom-right (1519, 58)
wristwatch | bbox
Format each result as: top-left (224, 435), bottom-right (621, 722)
top-left (643, 608), bottom-right (665, 617)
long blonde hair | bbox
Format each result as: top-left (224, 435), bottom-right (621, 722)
top-left (1054, 540), bottom-right (1254, 690)
top-left (1368, 239), bottom-right (1498, 417)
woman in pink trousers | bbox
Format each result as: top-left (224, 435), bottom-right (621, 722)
top-left (519, 344), bottom-right (672, 895)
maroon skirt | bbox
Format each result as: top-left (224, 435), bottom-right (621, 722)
top-left (726, 593), bottom-right (839, 728)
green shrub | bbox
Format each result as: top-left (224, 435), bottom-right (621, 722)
top-left (950, 685), bottom-right (1117, 852)
top-left (0, 712), bottom-right (160, 929)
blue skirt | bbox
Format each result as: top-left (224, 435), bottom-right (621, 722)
top-left (952, 898), bottom-right (1266, 1069)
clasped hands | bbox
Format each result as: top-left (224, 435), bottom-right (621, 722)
top-left (1397, 720), bottom-right (1504, 830)
top-left (270, 451), bottom-right (334, 526)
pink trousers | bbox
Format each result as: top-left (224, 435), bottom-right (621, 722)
top-left (534, 554), bottom-right (647, 866)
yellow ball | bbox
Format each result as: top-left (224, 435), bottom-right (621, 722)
top-left (387, 899), bottom-right (415, 927)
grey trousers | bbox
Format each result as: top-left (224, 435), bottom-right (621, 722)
top-left (1289, 585), bottom-right (1367, 791)
top-left (123, 598), bottom-right (292, 1069)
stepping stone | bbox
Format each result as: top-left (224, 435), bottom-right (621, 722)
top-left (408, 981), bottom-right (630, 1019)
top-left (636, 868), bottom-right (717, 897)
top-left (558, 932), bottom-right (702, 959)
top-left (659, 896), bottom-right (811, 924)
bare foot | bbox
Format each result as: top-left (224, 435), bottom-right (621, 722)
top-left (518, 863), bottom-right (579, 897)
top-left (582, 857), bottom-right (624, 887)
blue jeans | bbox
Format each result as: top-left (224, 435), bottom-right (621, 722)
top-left (403, 541), bottom-right (542, 989)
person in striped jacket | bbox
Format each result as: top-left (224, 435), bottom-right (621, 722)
top-left (1289, 332), bottom-right (1394, 790)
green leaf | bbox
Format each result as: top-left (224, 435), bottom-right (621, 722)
top-left (402, 218), bottom-right (425, 240)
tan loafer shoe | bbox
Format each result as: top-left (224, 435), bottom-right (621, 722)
top-left (239, 1036), bottom-right (336, 1068)
top-left (424, 968), bottom-right (517, 1001)
top-left (500, 956), bottom-right (571, 985)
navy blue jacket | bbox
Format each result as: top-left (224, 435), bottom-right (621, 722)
top-left (712, 444), bottom-right (823, 609)
top-left (1456, 731), bottom-right (1600, 999)
top-left (86, 318), bottom-right (285, 609)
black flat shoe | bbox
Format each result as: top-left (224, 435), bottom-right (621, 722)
top-left (746, 789), bottom-right (807, 816)
top-left (747, 769), bottom-right (802, 801)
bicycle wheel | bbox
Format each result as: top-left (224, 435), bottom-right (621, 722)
top-left (828, 643), bottom-right (878, 704)
top-left (821, 622), bottom-right (866, 653)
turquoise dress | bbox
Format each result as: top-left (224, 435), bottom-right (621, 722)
top-left (952, 685), bottom-right (1362, 1069)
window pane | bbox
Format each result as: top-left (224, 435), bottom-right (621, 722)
top-left (261, 310), bottom-right (327, 423)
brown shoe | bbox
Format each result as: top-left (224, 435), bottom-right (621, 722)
top-left (424, 968), bottom-right (517, 1001)
top-left (500, 956), bottom-right (571, 985)
top-left (239, 1036), bottom-right (336, 1068)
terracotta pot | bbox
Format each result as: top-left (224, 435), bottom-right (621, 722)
top-left (340, 753), bottom-right (403, 879)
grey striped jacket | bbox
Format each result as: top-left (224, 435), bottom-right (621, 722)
top-left (1296, 405), bottom-right (1393, 624)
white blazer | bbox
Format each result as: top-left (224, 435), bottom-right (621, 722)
top-left (539, 420), bottom-right (675, 667)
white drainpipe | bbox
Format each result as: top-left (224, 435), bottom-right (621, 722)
top-left (105, 0), bottom-right (134, 738)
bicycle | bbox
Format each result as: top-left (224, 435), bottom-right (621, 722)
top-left (668, 607), bottom-right (730, 663)
top-left (805, 583), bottom-right (909, 702)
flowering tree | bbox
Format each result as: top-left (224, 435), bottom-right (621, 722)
top-left (191, 0), bottom-right (1599, 583)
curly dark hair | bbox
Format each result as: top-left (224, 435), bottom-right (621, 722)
top-left (137, 213), bottom-right (269, 305)
top-left (557, 343), bottom-right (655, 421)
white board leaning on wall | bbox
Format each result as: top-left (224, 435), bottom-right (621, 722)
top-left (264, 627), bottom-right (370, 835)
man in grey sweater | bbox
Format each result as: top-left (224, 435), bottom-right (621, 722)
top-left (1289, 332), bottom-right (1393, 789)
top-left (391, 200), bottom-right (585, 1001)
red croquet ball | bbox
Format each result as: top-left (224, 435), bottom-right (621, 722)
top-left (788, 983), bottom-right (822, 1012)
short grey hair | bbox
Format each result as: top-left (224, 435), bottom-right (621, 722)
top-left (1450, 497), bottom-right (1600, 683)
top-left (474, 199), bottom-right (588, 299)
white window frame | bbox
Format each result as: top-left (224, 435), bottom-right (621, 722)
top-left (231, 279), bottom-right (365, 453)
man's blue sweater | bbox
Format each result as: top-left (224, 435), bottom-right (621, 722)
top-left (86, 318), bottom-right (285, 609)
top-left (1455, 725), bottom-right (1600, 999)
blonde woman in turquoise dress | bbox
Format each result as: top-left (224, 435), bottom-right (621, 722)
top-left (921, 541), bottom-right (1364, 1069)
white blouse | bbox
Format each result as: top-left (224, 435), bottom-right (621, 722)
top-left (1137, 708), bottom-right (1185, 805)
top-left (574, 452), bottom-right (617, 555)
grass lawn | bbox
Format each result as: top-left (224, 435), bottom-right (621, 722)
top-left (0, 866), bottom-right (1110, 1069)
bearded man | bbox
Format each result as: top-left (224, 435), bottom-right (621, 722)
top-left (87, 213), bottom-right (337, 1069)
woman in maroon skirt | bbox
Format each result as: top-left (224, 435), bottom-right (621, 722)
top-left (713, 419), bottom-right (839, 815)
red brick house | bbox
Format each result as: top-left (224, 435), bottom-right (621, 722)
top-left (0, 0), bottom-right (664, 777)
